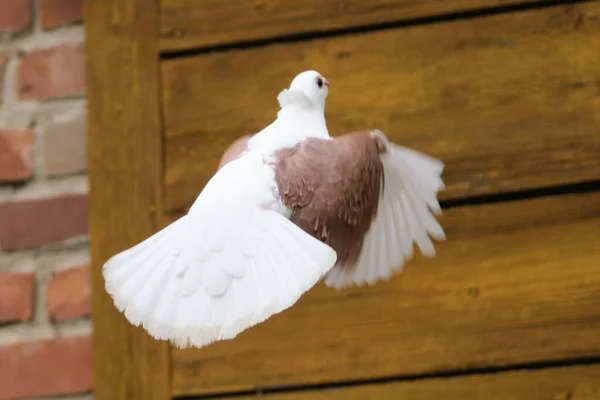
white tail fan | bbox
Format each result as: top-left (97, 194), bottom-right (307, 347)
top-left (104, 210), bottom-right (337, 348)
top-left (103, 154), bottom-right (337, 349)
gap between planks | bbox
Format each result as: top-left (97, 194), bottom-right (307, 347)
top-left (174, 355), bottom-right (600, 399)
top-left (163, 179), bottom-right (600, 222)
top-left (159, 0), bottom-right (594, 59)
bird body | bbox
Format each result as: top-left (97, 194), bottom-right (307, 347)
top-left (103, 70), bottom-right (445, 349)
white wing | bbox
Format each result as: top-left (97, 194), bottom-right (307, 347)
top-left (324, 130), bottom-right (445, 289)
top-left (104, 152), bottom-right (337, 348)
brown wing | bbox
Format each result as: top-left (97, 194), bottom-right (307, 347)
top-left (272, 130), bottom-right (386, 268)
top-left (217, 134), bottom-right (251, 170)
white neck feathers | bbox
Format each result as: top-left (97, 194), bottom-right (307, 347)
top-left (277, 89), bottom-right (314, 109)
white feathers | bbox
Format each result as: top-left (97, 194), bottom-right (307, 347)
top-left (103, 154), bottom-right (337, 349)
top-left (277, 89), bottom-right (314, 110)
top-left (324, 131), bottom-right (445, 289)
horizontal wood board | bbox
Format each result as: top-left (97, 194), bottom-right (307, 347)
top-left (171, 190), bottom-right (600, 396)
top-left (159, 0), bottom-right (547, 52)
top-left (161, 2), bottom-right (600, 212)
top-left (223, 363), bottom-right (600, 400)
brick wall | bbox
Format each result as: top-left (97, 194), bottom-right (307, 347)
top-left (0, 1), bottom-right (92, 399)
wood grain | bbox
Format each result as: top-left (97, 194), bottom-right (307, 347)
top-left (161, 2), bottom-right (600, 212)
top-left (227, 363), bottom-right (600, 400)
top-left (84, 0), bottom-right (171, 398)
top-left (159, 0), bottom-right (547, 52)
top-left (171, 191), bottom-right (600, 397)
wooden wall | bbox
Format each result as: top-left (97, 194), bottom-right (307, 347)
top-left (86, 0), bottom-right (600, 399)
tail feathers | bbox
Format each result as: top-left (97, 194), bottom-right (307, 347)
top-left (103, 211), bottom-right (337, 349)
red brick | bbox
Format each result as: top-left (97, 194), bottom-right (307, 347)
top-left (47, 265), bottom-right (90, 321)
top-left (0, 55), bottom-right (7, 104)
top-left (0, 193), bottom-right (88, 251)
top-left (40, 0), bottom-right (83, 30)
top-left (41, 111), bottom-right (87, 177)
top-left (18, 43), bottom-right (85, 101)
top-left (0, 335), bottom-right (92, 399)
top-left (0, 272), bottom-right (34, 324)
top-left (0, 128), bottom-right (34, 182)
top-left (0, 0), bottom-right (32, 32)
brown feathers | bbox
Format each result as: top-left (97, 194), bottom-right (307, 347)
top-left (272, 131), bottom-right (385, 268)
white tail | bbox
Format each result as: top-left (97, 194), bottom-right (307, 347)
top-left (103, 154), bottom-right (337, 348)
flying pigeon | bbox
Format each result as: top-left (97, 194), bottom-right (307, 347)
top-left (103, 70), bottom-right (446, 349)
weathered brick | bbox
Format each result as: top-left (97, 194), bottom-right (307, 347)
top-left (18, 43), bottom-right (85, 101)
top-left (47, 265), bottom-right (90, 321)
top-left (40, 0), bottom-right (83, 30)
top-left (0, 335), bottom-right (92, 399)
top-left (0, 55), bottom-right (7, 104)
top-left (0, 193), bottom-right (88, 250)
top-left (41, 110), bottom-right (87, 177)
top-left (0, 0), bottom-right (32, 32)
top-left (0, 272), bottom-right (34, 324)
top-left (0, 128), bottom-right (34, 182)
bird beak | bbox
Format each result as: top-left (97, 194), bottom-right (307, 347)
top-left (324, 80), bottom-right (330, 88)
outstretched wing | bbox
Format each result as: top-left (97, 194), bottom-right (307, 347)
top-left (272, 130), bottom-right (445, 290)
top-left (324, 130), bottom-right (446, 289)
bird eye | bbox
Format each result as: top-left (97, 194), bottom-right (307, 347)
top-left (316, 77), bottom-right (323, 88)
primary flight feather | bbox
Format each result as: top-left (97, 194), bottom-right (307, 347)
top-left (103, 70), bottom-right (446, 349)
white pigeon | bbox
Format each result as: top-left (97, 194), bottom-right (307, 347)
top-left (103, 70), bottom-right (446, 349)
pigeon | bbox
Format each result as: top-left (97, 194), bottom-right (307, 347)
top-left (103, 70), bottom-right (446, 349)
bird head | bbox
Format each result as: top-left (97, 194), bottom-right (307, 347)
top-left (289, 70), bottom-right (330, 102)
top-left (277, 70), bottom-right (330, 110)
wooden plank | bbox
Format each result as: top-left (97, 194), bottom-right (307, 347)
top-left (84, 0), bottom-right (171, 399)
top-left (159, 0), bottom-right (546, 52)
top-left (161, 2), bottom-right (600, 212)
top-left (171, 190), bottom-right (600, 396)
top-left (228, 363), bottom-right (600, 400)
